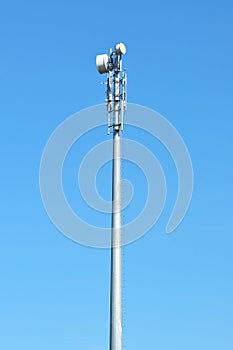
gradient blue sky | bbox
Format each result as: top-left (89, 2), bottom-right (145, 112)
top-left (1, 0), bottom-right (233, 349)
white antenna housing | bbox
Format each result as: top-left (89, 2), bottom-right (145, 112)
top-left (115, 43), bottom-right (126, 55)
top-left (96, 54), bottom-right (109, 74)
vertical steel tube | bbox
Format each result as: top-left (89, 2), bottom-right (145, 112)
top-left (110, 68), bottom-right (122, 350)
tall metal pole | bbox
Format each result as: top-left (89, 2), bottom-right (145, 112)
top-left (110, 64), bottom-right (122, 350)
top-left (96, 43), bottom-right (127, 350)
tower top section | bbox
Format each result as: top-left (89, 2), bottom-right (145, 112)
top-left (96, 42), bottom-right (127, 134)
top-left (96, 42), bottom-right (127, 74)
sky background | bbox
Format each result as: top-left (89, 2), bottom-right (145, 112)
top-left (1, 0), bottom-right (233, 349)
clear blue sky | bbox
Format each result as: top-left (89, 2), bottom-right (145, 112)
top-left (1, 0), bottom-right (233, 349)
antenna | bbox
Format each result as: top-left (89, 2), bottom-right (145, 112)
top-left (96, 42), bottom-right (127, 350)
top-left (96, 43), bottom-right (127, 134)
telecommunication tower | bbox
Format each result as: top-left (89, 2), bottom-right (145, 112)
top-left (96, 43), bottom-right (127, 350)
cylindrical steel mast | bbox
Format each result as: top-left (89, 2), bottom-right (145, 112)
top-left (110, 62), bottom-right (122, 350)
top-left (96, 43), bottom-right (127, 350)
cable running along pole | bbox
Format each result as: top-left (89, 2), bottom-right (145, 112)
top-left (96, 42), bottom-right (127, 350)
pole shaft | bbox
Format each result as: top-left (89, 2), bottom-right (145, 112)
top-left (110, 70), bottom-right (122, 350)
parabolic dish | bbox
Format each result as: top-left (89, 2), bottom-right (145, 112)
top-left (96, 54), bottom-right (109, 74)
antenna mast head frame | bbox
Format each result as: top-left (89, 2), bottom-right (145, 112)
top-left (96, 42), bottom-right (127, 134)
